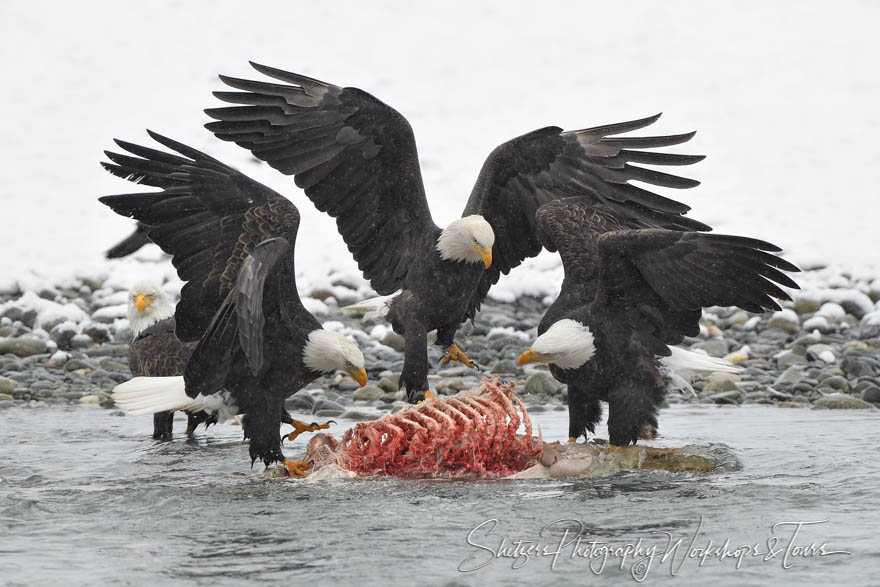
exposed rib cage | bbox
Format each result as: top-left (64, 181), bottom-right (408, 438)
top-left (318, 378), bottom-right (542, 478)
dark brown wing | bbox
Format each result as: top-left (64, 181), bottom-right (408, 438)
top-left (204, 62), bottom-right (438, 294)
top-left (593, 228), bottom-right (800, 355)
top-left (99, 132), bottom-right (305, 344)
top-left (463, 114), bottom-right (709, 320)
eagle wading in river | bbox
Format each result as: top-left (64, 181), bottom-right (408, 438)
top-left (101, 133), bottom-right (367, 476)
top-left (125, 280), bottom-right (217, 440)
top-left (518, 197), bottom-right (800, 445)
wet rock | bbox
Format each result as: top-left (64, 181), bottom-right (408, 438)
top-left (813, 393), bottom-right (876, 409)
top-left (314, 408), bottom-right (345, 418)
top-left (842, 356), bottom-right (875, 378)
top-left (0, 338), bottom-right (47, 357)
top-left (376, 377), bottom-right (398, 394)
top-left (524, 372), bottom-right (562, 396)
top-left (312, 398), bottom-right (346, 414)
top-left (775, 350), bottom-right (807, 367)
top-left (723, 345), bottom-right (750, 363)
top-left (691, 338), bottom-right (729, 357)
top-left (381, 331), bottom-right (405, 352)
top-left (794, 297), bottom-right (822, 315)
top-left (0, 376), bottom-right (16, 394)
top-left (821, 375), bottom-right (849, 391)
top-left (341, 410), bottom-right (378, 421)
top-left (352, 385), bottom-right (384, 401)
top-left (768, 309), bottom-right (800, 334)
top-left (82, 323), bottom-right (111, 344)
top-left (774, 366), bottom-right (806, 386)
top-left (860, 385), bottom-right (880, 403)
top-left (806, 344), bottom-right (836, 363)
top-left (705, 390), bottom-right (742, 404)
top-left (705, 372), bottom-right (741, 393)
top-left (727, 310), bottom-right (751, 325)
top-left (490, 359), bottom-right (520, 374)
top-left (284, 393), bottom-right (315, 412)
top-left (336, 379), bottom-right (360, 392)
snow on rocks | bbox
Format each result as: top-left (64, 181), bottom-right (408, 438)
top-left (0, 265), bottom-right (878, 417)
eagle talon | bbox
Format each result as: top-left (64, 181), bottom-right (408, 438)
top-left (282, 419), bottom-right (335, 444)
top-left (282, 458), bottom-right (312, 477)
top-left (441, 343), bottom-right (475, 369)
top-left (417, 389), bottom-right (436, 403)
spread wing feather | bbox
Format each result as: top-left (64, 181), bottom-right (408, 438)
top-left (463, 114), bottom-right (709, 321)
top-left (99, 132), bottom-right (304, 344)
top-left (537, 198), bottom-right (800, 355)
top-left (596, 229), bottom-right (800, 355)
top-left (204, 62), bottom-right (438, 294)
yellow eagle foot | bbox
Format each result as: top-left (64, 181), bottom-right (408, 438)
top-left (417, 389), bottom-right (437, 403)
top-left (441, 343), bottom-right (475, 368)
top-left (283, 419), bottom-right (335, 444)
top-left (282, 459), bottom-right (312, 478)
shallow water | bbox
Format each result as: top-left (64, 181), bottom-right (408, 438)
top-left (1, 403), bottom-right (878, 586)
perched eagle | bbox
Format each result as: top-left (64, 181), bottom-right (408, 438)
top-left (517, 198), bottom-right (800, 445)
top-left (106, 221), bottom-right (152, 259)
top-left (203, 62), bottom-right (710, 401)
top-left (126, 280), bottom-right (217, 440)
top-left (100, 133), bottom-right (368, 476)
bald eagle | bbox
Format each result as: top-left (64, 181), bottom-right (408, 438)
top-left (106, 221), bottom-right (152, 259)
top-left (100, 133), bottom-right (367, 476)
top-left (517, 198), bottom-right (800, 445)
top-left (203, 62), bottom-right (709, 400)
top-left (126, 280), bottom-right (217, 440)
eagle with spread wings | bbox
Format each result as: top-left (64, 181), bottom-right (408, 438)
top-left (204, 62), bottom-right (709, 400)
top-left (101, 134), bottom-right (367, 475)
top-left (518, 197), bottom-right (800, 445)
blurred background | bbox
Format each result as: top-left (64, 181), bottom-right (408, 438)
top-left (2, 0), bottom-right (878, 293)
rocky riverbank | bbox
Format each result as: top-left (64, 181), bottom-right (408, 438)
top-left (1, 268), bottom-right (879, 420)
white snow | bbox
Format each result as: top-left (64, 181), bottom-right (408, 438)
top-left (818, 351), bottom-right (837, 364)
top-left (487, 327), bottom-right (531, 343)
top-left (770, 309), bottom-right (799, 325)
top-left (802, 316), bottom-right (831, 332)
top-left (1, 2), bottom-right (878, 302)
top-left (91, 305), bottom-right (128, 322)
top-left (300, 297), bottom-right (329, 316)
top-left (0, 292), bottom-right (88, 330)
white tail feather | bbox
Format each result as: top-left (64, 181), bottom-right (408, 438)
top-left (661, 346), bottom-right (742, 396)
top-left (662, 346), bottom-right (742, 374)
top-left (112, 376), bottom-right (206, 415)
top-left (342, 292), bottom-right (400, 320)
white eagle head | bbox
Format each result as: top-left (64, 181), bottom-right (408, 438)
top-left (518, 319), bottom-right (596, 370)
top-left (127, 281), bottom-right (174, 337)
top-left (436, 215), bottom-right (495, 268)
top-left (303, 330), bottom-right (368, 387)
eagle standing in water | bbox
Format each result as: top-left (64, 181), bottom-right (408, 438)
top-left (203, 62), bottom-right (710, 401)
top-left (518, 198), bottom-right (800, 445)
top-left (101, 133), bottom-right (367, 476)
top-left (125, 281), bottom-right (216, 440)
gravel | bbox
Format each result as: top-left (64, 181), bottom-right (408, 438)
top-left (0, 267), bottom-right (878, 416)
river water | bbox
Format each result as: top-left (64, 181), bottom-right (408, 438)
top-left (1, 403), bottom-right (877, 586)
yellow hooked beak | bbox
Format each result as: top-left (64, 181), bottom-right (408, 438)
top-left (517, 347), bottom-right (548, 366)
top-left (346, 366), bottom-right (368, 387)
top-left (135, 294), bottom-right (152, 313)
top-left (473, 243), bottom-right (493, 269)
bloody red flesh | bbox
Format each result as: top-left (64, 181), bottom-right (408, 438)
top-left (312, 378), bottom-right (542, 478)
